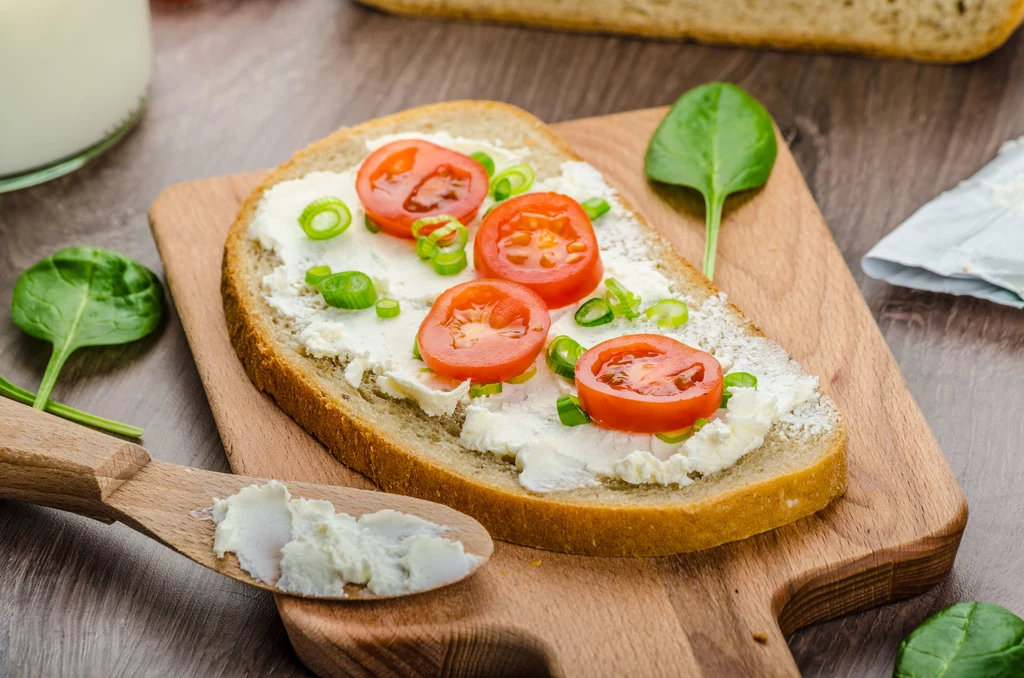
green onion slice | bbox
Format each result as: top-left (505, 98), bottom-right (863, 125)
top-left (412, 339), bottom-right (422, 360)
top-left (411, 214), bottom-right (456, 239)
top-left (574, 298), bottom-right (614, 327)
top-left (656, 427), bottom-right (692, 445)
top-left (415, 237), bottom-right (435, 260)
top-left (490, 164), bottom-right (535, 201)
top-left (298, 197), bottom-right (352, 240)
top-left (305, 265), bottom-right (332, 287)
top-left (556, 395), bottom-right (591, 426)
top-left (581, 197), bottom-right (611, 221)
top-left (492, 177), bottom-right (512, 202)
top-left (605, 278), bottom-right (642, 319)
top-left (546, 335), bottom-right (585, 380)
top-left (412, 215), bottom-right (469, 260)
top-left (364, 214), bottom-right (380, 233)
top-left (482, 203), bottom-right (497, 220)
top-left (506, 363), bottom-right (537, 385)
top-left (470, 382), bottom-right (502, 398)
top-left (319, 271), bottom-right (377, 309)
top-left (470, 151), bottom-right (495, 177)
top-left (721, 372), bottom-right (758, 407)
top-left (432, 249), bottom-right (468, 275)
top-left (645, 299), bottom-right (689, 328)
top-left (375, 298), bottom-right (400, 318)
top-left (692, 417), bottom-right (709, 432)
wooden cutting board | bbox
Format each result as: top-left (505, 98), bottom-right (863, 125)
top-left (149, 107), bottom-right (967, 677)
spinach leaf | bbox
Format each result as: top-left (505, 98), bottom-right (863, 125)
top-left (10, 246), bottom-right (164, 413)
top-left (894, 602), bottom-right (1024, 678)
top-left (0, 376), bottom-right (142, 437)
top-left (644, 82), bottom-right (777, 280)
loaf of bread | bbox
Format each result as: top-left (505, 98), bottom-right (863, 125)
top-left (222, 102), bottom-right (847, 556)
top-left (355, 0), bottom-right (1024, 62)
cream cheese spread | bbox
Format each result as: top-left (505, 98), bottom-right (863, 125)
top-left (212, 481), bottom-right (478, 597)
top-left (248, 132), bottom-right (838, 494)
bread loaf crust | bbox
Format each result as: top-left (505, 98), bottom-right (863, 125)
top-left (355, 0), bottom-right (1024, 63)
top-left (222, 101), bottom-right (847, 556)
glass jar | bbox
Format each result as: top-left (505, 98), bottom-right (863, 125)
top-left (0, 0), bottom-right (153, 192)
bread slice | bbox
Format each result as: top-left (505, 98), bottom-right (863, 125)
top-left (222, 101), bottom-right (846, 557)
top-left (355, 0), bottom-right (1024, 63)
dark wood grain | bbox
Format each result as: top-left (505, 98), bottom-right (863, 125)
top-left (1, 0), bottom-right (1022, 676)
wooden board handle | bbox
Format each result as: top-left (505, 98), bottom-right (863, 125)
top-left (0, 398), bottom-right (151, 521)
top-left (662, 553), bottom-right (801, 677)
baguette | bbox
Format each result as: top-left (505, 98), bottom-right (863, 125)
top-left (355, 0), bottom-right (1024, 63)
top-left (222, 101), bottom-right (847, 556)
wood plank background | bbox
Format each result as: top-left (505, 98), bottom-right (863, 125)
top-left (1, 1), bottom-right (1023, 676)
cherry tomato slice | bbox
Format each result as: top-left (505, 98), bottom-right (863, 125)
top-left (474, 192), bottom-right (603, 308)
top-left (575, 334), bottom-right (723, 433)
top-left (356, 139), bottom-right (489, 239)
top-left (417, 279), bottom-right (551, 383)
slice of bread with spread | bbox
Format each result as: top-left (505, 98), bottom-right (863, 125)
top-left (355, 0), bottom-right (1024, 63)
top-left (222, 101), bottom-right (847, 556)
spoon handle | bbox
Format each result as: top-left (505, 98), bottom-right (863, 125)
top-left (0, 398), bottom-right (151, 522)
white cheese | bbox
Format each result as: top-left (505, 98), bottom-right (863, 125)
top-left (212, 481), bottom-right (477, 597)
top-left (517, 442), bottom-right (600, 493)
top-left (610, 387), bottom-right (776, 486)
top-left (377, 369), bottom-right (471, 417)
top-left (249, 133), bottom-right (837, 494)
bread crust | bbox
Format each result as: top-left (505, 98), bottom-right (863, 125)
top-left (355, 0), bottom-right (1024, 63)
top-left (222, 101), bottom-right (847, 556)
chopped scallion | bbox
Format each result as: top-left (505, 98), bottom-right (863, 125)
top-left (574, 298), bottom-right (614, 327)
top-left (470, 382), bottom-right (502, 398)
top-left (492, 177), bottom-right (511, 201)
top-left (605, 278), bottom-right (641, 319)
top-left (412, 339), bottom-right (422, 360)
top-left (305, 265), bottom-right (332, 287)
top-left (319, 271), bottom-right (377, 309)
top-left (432, 249), bottom-right (468, 275)
top-left (581, 197), bottom-right (611, 221)
top-left (364, 215), bottom-right (381, 233)
top-left (721, 372), bottom-right (758, 407)
top-left (412, 214), bottom-right (455, 239)
top-left (556, 394), bottom-right (591, 426)
top-left (470, 151), bottom-right (495, 177)
top-left (657, 414), bottom-right (714, 444)
top-left (298, 197), bottom-right (352, 240)
top-left (414, 218), bottom-right (468, 260)
top-left (645, 299), bottom-right (689, 328)
top-left (375, 298), bottom-right (400, 318)
top-left (546, 335), bottom-right (585, 380)
top-left (656, 427), bottom-right (693, 445)
top-left (411, 215), bottom-right (470, 276)
top-left (489, 164), bottom-right (535, 201)
top-left (506, 363), bottom-right (538, 384)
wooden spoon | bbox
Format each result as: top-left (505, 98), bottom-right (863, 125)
top-left (0, 398), bottom-right (493, 600)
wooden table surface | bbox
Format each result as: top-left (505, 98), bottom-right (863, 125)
top-left (1, 1), bottom-right (1023, 676)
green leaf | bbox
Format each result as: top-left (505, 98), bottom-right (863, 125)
top-left (11, 246), bottom-right (164, 409)
top-left (894, 602), bottom-right (1024, 678)
top-left (644, 82), bottom-right (777, 280)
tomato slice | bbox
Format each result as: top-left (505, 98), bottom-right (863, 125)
top-left (356, 139), bottom-right (489, 239)
top-left (417, 279), bottom-right (551, 383)
top-left (474, 192), bottom-right (603, 308)
top-left (575, 335), bottom-right (723, 433)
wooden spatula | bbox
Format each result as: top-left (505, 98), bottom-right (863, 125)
top-left (0, 398), bottom-right (492, 600)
